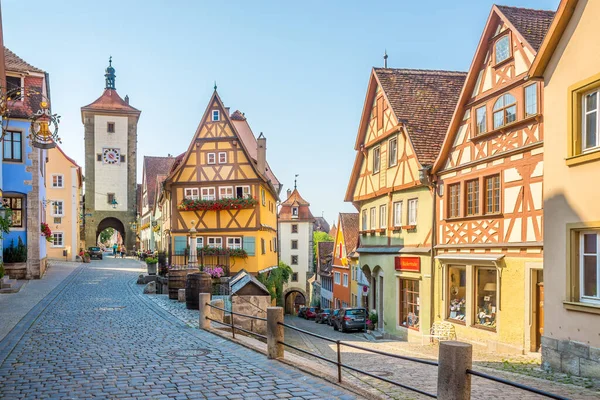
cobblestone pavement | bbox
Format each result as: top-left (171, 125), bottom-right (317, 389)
top-left (283, 316), bottom-right (600, 400)
top-left (0, 258), bottom-right (361, 400)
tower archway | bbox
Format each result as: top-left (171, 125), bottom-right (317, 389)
top-left (95, 217), bottom-right (126, 247)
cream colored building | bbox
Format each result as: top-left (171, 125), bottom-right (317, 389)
top-left (45, 146), bottom-right (82, 261)
top-left (530, 0), bottom-right (600, 378)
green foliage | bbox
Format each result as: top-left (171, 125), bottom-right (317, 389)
top-left (0, 208), bottom-right (12, 240)
top-left (0, 261), bottom-right (4, 279)
top-left (257, 261), bottom-right (293, 306)
top-left (99, 227), bottom-right (115, 245)
top-left (3, 237), bottom-right (27, 263)
top-left (368, 310), bottom-right (378, 326)
top-left (313, 231), bottom-right (333, 269)
top-left (197, 246), bottom-right (248, 258)
top-left (145, 257), bottom-right (158, 264)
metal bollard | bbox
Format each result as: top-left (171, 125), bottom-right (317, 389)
top-left (437, 341), bottom-right (472, 400)
top-left (267, 307), bottom-right (284, 359)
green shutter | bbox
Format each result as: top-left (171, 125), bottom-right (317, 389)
top-left (243, 237), bottom-right (255, 256)
top-left (174, 236), bottom-right (187, 253)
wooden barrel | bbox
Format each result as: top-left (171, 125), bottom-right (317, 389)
top-left (168, 269), bottom-right (196, 300)
top-left (186, 272), bottom-right (212, 310)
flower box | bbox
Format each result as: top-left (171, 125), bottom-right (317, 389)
top-left (178, 197), bottom-right (258, 212)
top-left (402, 225), bottom-right (417, 230)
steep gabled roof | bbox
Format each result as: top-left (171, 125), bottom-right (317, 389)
top-left (53, 146), bottom-right (83, 187)
top-left (313, 217), bottom-right (331, 234)
top-left (318, 241), bottom-right (334, 276)
top-left (280, 189), bottom-right (310, 206)
top-left (5, 48), bottom-right (44, 73)
top-left (142, 156), bottom-right (177, 213)
top-left (496, 6), bottom-right (556, 52)
top-left (339, 213), bottom-right (359, 254)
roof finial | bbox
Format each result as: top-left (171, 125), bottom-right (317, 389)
top-left (294, 174), bottom-right (299, 190)
top-left (105, 56), bottom-right (116, 90)
top-left (384, 50), bottom-right (388, 68)
top-left (214, 81), bottom-right (217, 91)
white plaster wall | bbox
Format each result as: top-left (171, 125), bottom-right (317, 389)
top-left (279, 220), bottom-right (311, 292)
top-left (94, 115), bottom-right (128, 211)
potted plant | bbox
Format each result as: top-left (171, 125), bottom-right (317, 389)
top-left (40, 222), bottom-right (53, 243)
top-left (146, 257), bottom-right (158, 275)
top-left (83, 251), bottom-right (91, 263)
top-left (367, 310), bottom-right (378, 331)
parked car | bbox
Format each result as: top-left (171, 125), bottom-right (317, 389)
top-left (315, 308), bottom-right (332, 324)
top-left (304, 307), bottom-right (319, 320)
top-left (328, 309), bottom-right (340, 326)
top-left (297, 306), bottom-right (307, 318)
top-left (88, 246), bottom-right (103, 260)
top-left (334, 308), bottom-right (367, 332)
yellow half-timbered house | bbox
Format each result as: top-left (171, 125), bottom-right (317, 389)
top-left (162, 90), bottom-right (281, 275)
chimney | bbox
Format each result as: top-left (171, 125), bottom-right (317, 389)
top-left (225, 107), bottom-right (230, 117)
top-left (286, 189), bottom-right (292, 199)
top-left (257, 132), bottom-right (266, 175)
top-left (125, 95), bottom-right (129, 104)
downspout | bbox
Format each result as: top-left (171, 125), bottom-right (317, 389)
top-left (430, 179), bottom-right (437, 327)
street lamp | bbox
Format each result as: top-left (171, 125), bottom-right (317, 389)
top-left (111, 198), bottom-right (118, 209)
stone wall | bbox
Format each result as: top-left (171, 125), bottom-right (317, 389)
top-left (231, 295), bottom-right (270, 335)
top-left (25, 145), bottom-right (43, 279)
top-left (542, 337), bottom-right (600, 379)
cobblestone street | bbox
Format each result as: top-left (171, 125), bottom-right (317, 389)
top-left (0, 258), bottom-right (360, 399)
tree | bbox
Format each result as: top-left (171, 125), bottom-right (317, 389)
top-left (99, 227), bottom-right (115, 245)
top-left (257, 261), bottom-right (293, 306)
top-left (313, 231), bottom-right (333, 270)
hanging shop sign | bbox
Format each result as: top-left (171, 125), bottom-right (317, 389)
top-left (394, 256), bottom-right (420, 272)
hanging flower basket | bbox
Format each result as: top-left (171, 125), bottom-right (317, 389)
top-left (40, 222), bottom-right (53, 243)
top-left (178, 197), bottom-right (258, 212)
top-left (197, 246), bottom-right (248, 258)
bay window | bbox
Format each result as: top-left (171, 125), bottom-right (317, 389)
top-left (399, 279), bottom-right (420, 330)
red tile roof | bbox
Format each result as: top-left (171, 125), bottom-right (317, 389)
top-left (5, 48), bottom-right (44, 73)
top-left (81, 89), bottom-right (140, 114)
top-left (318, 241), bottom-right (334, 276)
top-left (339, 213), bottom-right (359, 254)
top-left (496, 5), bottom-right (555, 51)
top-left (143, 156), bottom-right (178, 212)
top-left (279, 188), bottom-right (314, 221)
top-left (374, 68), bottom-right (466, 165)
top-left (230, 110), bottom-right (246, 121)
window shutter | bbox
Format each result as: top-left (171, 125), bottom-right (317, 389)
top-left (243, 237), bottom-right (255, 256)
top-left (174, 236), bottom-right (187, 254)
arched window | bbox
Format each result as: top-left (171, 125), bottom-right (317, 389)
top-left (493, 93), bottom-right (517, 129)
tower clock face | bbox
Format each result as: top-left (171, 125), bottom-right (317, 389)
top-left (102, 148), bottom-right (120, 164)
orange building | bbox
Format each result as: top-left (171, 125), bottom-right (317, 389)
top-left (332, 213), bottom-right (359, 309)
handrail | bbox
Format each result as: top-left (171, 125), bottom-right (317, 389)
top-left (343, 363), bottom-right (436, 398)
top-left (340, 341), bottom-right (438, 367)
top-left (205, 302), bottom-right (267, 321)
top-left (277, 340), bottom-right (339, 365)
top-left (466, 369), bottom-right (571, 400)
top-left (277, 321), bottom-right (338, 344)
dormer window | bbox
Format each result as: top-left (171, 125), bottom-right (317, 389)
top-left (292, 207), bottom-right (298, 217)
top-left (212, 110), bottom-right (220, 121)
top-left (495, 35), bottom-right (510, 64)
top-left (493, 93), bottom-right (517, 129)
top-left (6, 76), bottom-right (23, 101)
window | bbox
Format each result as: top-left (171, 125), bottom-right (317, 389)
top-left (291, 240), bottom-right (298, 250)
top-left (370, 207), bottom-right (376, 230)
top-left (448, 183), bottom-right (461, 218)
top-left (495, 35), bottom-right (510, 64)
top-left (97, 154), bottom-right (102, 162)
top-left (261, 238), bottom-right (266, 254)
top-left (107, 193), bottom-right (115, 205)
top-left (362, 209), bottom-right (368, 230)
top-left (207, 237), bottom-right (222, 248)
top-left (212, 110), bottom-right (220, 121)
top-left (52, 174), bottom-right (64, 188)
top-left (580, 232), bottom-right (600, 303)
top-left (261, 189), bottom-right (266, 206)
top-left (373, 146), bottom-right (381, 174)
top-left (476, 106), bottom-right (487, 135)
top-left (379, 204), bottom-right (387, 229)
top-left (201, 187), bottom-right (215, 200)
top-left (475, 268), bottom-right (497, 330)
top-left (343, 273), bottom-right (348, 287)
top-left (525, 83), bottom-right (538, 117)
top-left (219, 186), bottom-right (234, 199)
top-left (393, 201), bottom-right (403, 227)
top-left (3, 131), bottom-right (22, 162)
top-left (334, 272), bottom-right (341, 285)
top-left (291, 224), bottom-right (298, 233)
top-left (51, 232), bottom-right (64, 247)
top-left (236, 186), bottom-right (251, 199)
top-left (583, 90), bottom-right (599, 152)
top-left (4, 197), bottom-right (23, 227)
top-left (291, 272), bottom-right (298, 282)
top-left (52, 200), bottom-right (64, 217)
top-left (185, 188), bottom-right (199, 200)
top-left (218, 152), bottom-right (227, 164)
top-left (291, 255), bottom-right (298, 265)
top-left (292, 207), bottom-right (298, 217)
top-left (196, 237), bottom-right (204, 249)
top-left (408, 199), bottom-right (418, 226)
top-left (207, 153), bottom-right (216, 164)
top-left (484, 175), bottom-right (500, 214)
top-left (107, 122), bottom-right (115, 133)
top-left (447, 266), bottom-right (466, 322)
top-left (399, 279), bottom-right (420, 330)
top-left (53, 217), bottom-right (61, 224)
top-left (465, 179), bottom-right (479, 216)
top-left (227, 237), bottom-right (242, 250)
top-left (6, 76), bottom-right (23, 100)
top-left (493, 93), bottom-right (517, 129)
top-left (388, 138), bottom-right (398, 167)
top-left (120, 155), bottom-right (126, 163)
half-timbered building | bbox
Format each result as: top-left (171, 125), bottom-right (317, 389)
top-left (431, 5), bottom-right (554, 354)
top-left (162, 90), bottom-right (281, 275)
top-left (346, 68), bottom-right (466, 340)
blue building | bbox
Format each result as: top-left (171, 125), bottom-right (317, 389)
top-left (2, 48), bottom-right (49, 279)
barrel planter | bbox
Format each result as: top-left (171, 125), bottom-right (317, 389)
top-left (186, 272), bottom-right (212, 310)
top-left (168, 269), bottom-right (197, 300)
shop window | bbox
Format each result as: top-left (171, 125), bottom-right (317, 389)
top-left (475, 268), bottom-right (497, 330)
top-left (399, 279), bottom-right (420, 330)
top-left (447, 266), bottom-right (466, 323)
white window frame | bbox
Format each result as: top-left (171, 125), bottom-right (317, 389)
top-left (408, 199), bottom-right (418, 226)
top-left (195, 237), bottom-right (204, 249)
top-left (51, 174), bottom-right (64, 188)
top-left (334, 272), bottom-right (341, 285)
top-left (51, 231), bottom-right (64, 248)
top-left (236, 185), bottom-right (251, 199)
top-left (343, 273), bottom-right (348, 287)
top-left (218, 152), bottom-right (227, 164)
top-left (201, 187), bottom-right (216, 201)
top-left (227, 237), bottom-right (242, 250)
top-left (525, 83), bottom-right (538, 117)
top-left (388, 137), bottom-right (398, 167)
top-left (379, 204), bottom-right (387, 229)
top-left (212, 110), bottom-right (220, 121)
top-left (580, 231), bottom-right (600, 304)
top-left (292, 206), bottom-right (298, 216)
top-left (495, 35), bottom-right (510, 64)
top-left (476, 106), bottom-right (487, 135)
top-left (207, 237), bottom-right (222, 248)
top-left (207, 153), bottom-right (216, 164)
top-left (393, 201), bottom-right (403, 227)
top-left (52, 200), bottom-right (64, 217)
top-left (184, 188), bottom-right (199, 200)
top-left (362, 209), bottom-right (368, 230)
top-left (582, 89), bottom-right (600, 152)
top-left (219, 186), bottom-right (234, 199)
top-left (373, 146), bottom-right (381, 174)
top-left (370, 207), bottom-right (376, 230)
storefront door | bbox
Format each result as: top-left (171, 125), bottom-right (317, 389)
top-left (536, 282), bottom-right (544, 351)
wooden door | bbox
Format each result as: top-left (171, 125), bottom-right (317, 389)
top-left (536, 282), bottom-right (544, 351)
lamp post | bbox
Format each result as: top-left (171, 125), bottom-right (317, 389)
top-left (111, 198), bottom-right (118, 209)
top-left (188, 220), bottom-right (198, 269)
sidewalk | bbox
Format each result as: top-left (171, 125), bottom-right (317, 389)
top-left (0, 260), bottom-right (81, 342)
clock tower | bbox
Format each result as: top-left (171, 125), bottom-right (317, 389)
top-left (81, 58), bottom-right (141, 250)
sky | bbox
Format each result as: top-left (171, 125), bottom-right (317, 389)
top-left (2, 0), bottom-right (559, 226)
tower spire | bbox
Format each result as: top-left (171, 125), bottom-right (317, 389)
top-left (294, 174), bottom-right (299, 190)
top-left (105, 56), bottom-right (116, 90)
top-left (384, 50), bottom-right (388, 68)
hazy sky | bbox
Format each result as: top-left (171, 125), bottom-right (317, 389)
top-left (2, 0), bottom-right (558, 225)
